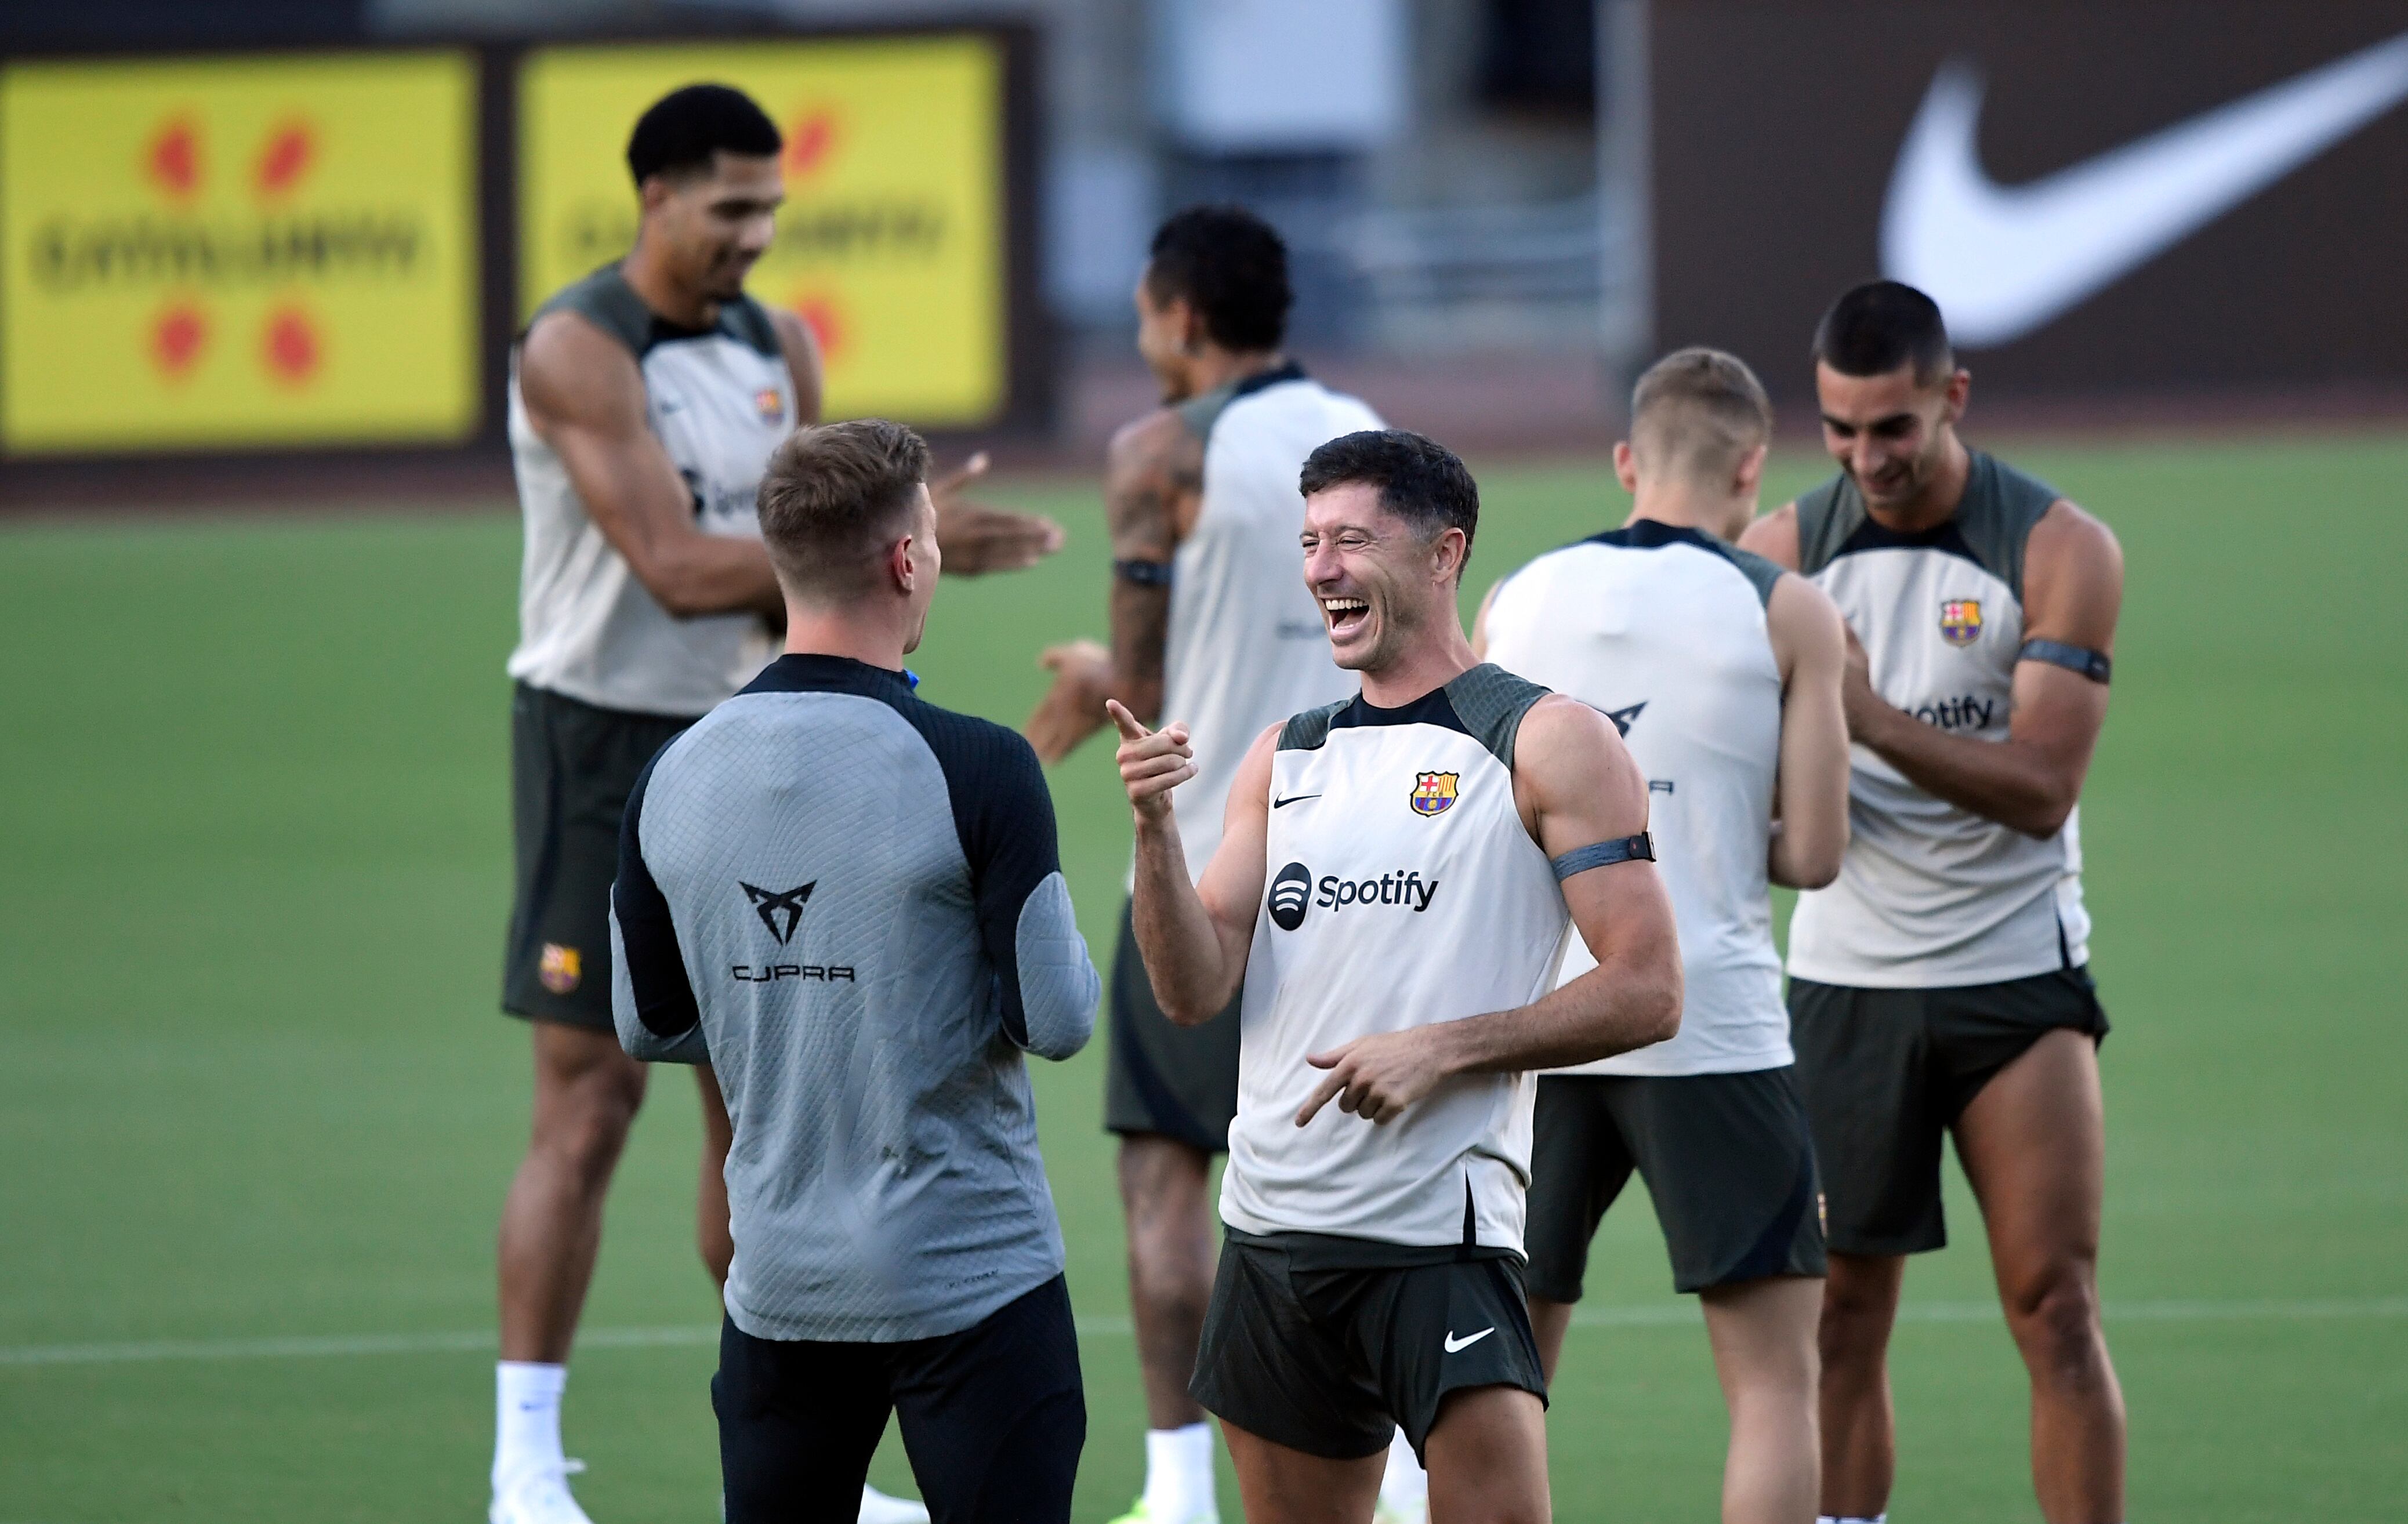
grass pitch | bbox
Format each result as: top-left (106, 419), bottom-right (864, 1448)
top-left (2, 436), bottom-right (2404, 1522)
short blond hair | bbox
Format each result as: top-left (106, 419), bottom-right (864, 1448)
top-left (1629, 347), bottom-right (1773, 485)
top-left (755, 419), bottom-right (930, 598)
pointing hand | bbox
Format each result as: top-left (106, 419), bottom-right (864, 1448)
top-left (1108, 699), bottom-right (1194, 824)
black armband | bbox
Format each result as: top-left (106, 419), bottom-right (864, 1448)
top-left (1113, 558), bottom-right (1174, 587)
top-left (1552, 833), bottom-right (1655, 880)
top-left (2018, 639), bottom-right (2111, 684)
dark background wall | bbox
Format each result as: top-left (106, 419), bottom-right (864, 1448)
top-left (1651, 1), bottom-right (2408, 401)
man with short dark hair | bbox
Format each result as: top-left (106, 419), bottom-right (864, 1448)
top-left (1478, 347), bottom-right (1851, 1524)
top-left (1741, 281), bottom-right (2128, 1524)
top-left (614, 417), bottom-right (1100, 1524)
top-left (495, 82), bottom-right (1057, 1524)
top-left (1109, 427), bottom-right (1684, 1524)
top-left (1024, 204), bottom-right (1379, 1524)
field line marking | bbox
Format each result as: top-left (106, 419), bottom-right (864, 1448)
top-left (4, 1296), bottom-right (2402, 1369)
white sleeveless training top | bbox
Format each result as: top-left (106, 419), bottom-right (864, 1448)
top-left (1786, 452), bottom-right (2091, 988)
top-left (1158, 363), bottom-right (1380, 878)
top-left (506, 264), bottom-right (790, 718)
top-left (1482, 520), bottom-right (1792, 1077)
top-left (1221, 666), bottom-right (1571, 1254)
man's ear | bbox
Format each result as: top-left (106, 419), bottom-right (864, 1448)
top-left (1432, 526), bottom-right (1471, 585)
top-left (1732, 442), bottom-right (1768, 498)
top-left (1612, 440), bottom-right (1641, 493)
top-left (1176, 297), bottom-right (1209, 357)
top-left (1943, 367), bottom-right (1972, 423)
top-left (889, 535), bottom-right (919, 594)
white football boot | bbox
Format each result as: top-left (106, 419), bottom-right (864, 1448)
top-left (489, 1458), bottom-right (593, 1524)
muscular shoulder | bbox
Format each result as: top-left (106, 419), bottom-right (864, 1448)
top-left (1107, 407), bottom-right (1200, 479)
top-left (2022, 499), bottom-right (2124, 645)
top-left (517, 308), bottom-right (644, 429)
top-left (1738, 502), bottom-right (1802, 570)
top-left (1764, 571), bottom-right (1844, 678)
top-left (1510, 692), bottom-right (1646, 831)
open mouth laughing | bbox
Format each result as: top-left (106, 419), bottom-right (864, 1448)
top-left (1321, 595), bottom-right (1370, 640)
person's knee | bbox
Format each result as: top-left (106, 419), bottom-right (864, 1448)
top-left (2004, 1267), bottom-right (2105, 1381)
top-left (537, 1062), bottom-right (645, 1179)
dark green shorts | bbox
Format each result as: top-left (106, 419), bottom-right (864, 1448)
top-left (1190, 1230), bottom-right (1546, 1465)
top-left (1103, 898), bottom-right (1242, 1152)
top-left (1789, 967), bottom-right (2109, 1257)
top-left (1525, 1067), bottom-right (1825, 1300)
top-left (502, 682), bottom-right (692, 1030)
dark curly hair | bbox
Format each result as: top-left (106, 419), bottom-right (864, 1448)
top-left (1144, 204), bottom-right (1293, 353)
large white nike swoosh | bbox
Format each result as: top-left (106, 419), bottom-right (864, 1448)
top-left (1882, 30), bottom-right (2408, 347)
top-left (1442, 1327), bottom-right (1494, 1354)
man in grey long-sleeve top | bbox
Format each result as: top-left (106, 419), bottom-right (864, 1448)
top-left (610, 417), bottom-right (1101, 1524)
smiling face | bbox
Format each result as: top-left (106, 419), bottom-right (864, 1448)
top-left (1816, 360), bottom-right (1969, 513)
top-left (642, 150), bottom-right (785, 302)
top-left (1300, 481), bottom-right (1467, 675)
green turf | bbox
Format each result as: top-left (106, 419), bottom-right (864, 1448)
top-left (2, 437), bottom-right (2403, 1522)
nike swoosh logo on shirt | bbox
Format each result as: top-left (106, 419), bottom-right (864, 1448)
top-left (1443, 1327), bottom-right (1494, 1354)
top-left (1882, 30), bottom-right (2408, 346)
top-left (1272, 794), bottom-right (1322, 809)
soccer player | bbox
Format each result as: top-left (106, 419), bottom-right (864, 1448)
top-left (497, 84), bottom-right (1058, 1524)
top-left (612, 418), bottom-right (1101, 1523)
top-left (1739, 282), bottom-right (2126, 1524)
top-left (1108, 429), bottom-right (1684, 1524)
top-left (1024, 204), bottom-right (1380, 1524)
top-left (1475, 349), bottom-right (1852, 1524)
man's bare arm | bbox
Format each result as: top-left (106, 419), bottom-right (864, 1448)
top-left (1111, 703), bottom-right (1272, 1024)
top-left (1736, 501), bottom-right (1802, 571)
top-left (1295, 696), bottom-right (1683, 1126)
top-left (1843, 502), bottom-right (2121, 838)
top-left (1027, 410), bottom-right (1203, 762)
top-left (1765, 573), bottom-right (1851, 888)
top-left (518, 311), bottom-right (782, 619)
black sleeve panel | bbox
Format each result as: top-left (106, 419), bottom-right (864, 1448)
top-left (614, 747), bottom-right (702, 1041)
top-left (901, 704), bottom-right (1066, 1047)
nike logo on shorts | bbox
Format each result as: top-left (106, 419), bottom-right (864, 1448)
top-left (1443, 1327), bottom-right (1494, 1354)
top-left (1272, 794), bottom-right (1322, 809)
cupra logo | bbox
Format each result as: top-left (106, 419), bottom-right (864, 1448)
top-left (140, 112), bottom-right (326, 386)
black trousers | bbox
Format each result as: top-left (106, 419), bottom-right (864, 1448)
top-left (715, 1275), bottom-right (1086, 1524)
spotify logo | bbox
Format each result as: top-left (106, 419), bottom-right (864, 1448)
top-left (1268, 862), bottom-right (1313, 931)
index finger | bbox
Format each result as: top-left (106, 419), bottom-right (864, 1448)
top-left (1105, 699), bottom-right (1151, 742)
top-left (929, 451), bottom-right (992, 496)
top-left (1294, 1069), bottom-right (1347, 1128)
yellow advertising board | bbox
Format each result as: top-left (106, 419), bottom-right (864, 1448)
top-left (519, 37), bottom-right (1006, 427)
top-left (0, 52), bottom-right (481, 454)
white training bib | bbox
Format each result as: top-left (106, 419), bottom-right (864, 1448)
top-left (506, 264), bottom-right (789, 718)
top-left (1786, 451), bottom-right (2090, 988)
top-left (1221, 666), bottom-right (1571, 1254)
top-left (1158, 364), bottom-right (1380, 877)
top-left (1483, 520), bottom-right (1791, 1076)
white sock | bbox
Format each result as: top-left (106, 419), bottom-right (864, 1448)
top-left (1141, 1423), bottom-right (1216, 1521)
top-left (1379, 1427), bottom-right (1427, 1505)
top-left (1816, 1515), bottom-right (1885, 1523)
top-left (494, 1361), bottom-right (568, 1490)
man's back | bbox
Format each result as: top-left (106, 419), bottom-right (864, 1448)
top-left (1482, 521), bottom-right (1790, 1076)
top-left (614, 654), bottom-right (1098, 1343)
top-left (1162, 366), bottom-right (1381, 869)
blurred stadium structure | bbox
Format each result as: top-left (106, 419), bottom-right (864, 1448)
top-left (2, 0), bottom-right (2405, 496)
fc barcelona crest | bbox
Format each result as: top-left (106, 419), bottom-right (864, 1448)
top-left (755, 387), bottom-right (786, 423)
top-left (1409, 771), bottom-right (1460, 817)
top-left (538, 943), bottom-right (582, 995)
top-left (1939, 599), bottom-right (1983, 647)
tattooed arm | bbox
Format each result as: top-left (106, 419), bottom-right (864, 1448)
top-left (1025, 407), bottom-right (1204, 763)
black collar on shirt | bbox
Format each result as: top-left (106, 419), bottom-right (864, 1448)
top-left (739, 652), bottom-right (919, 702)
